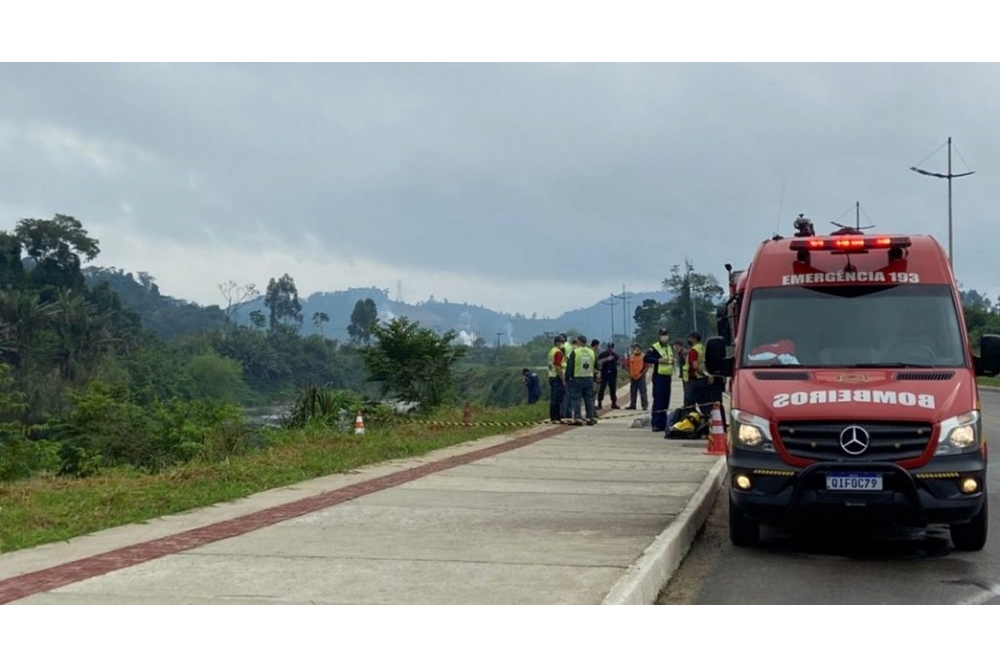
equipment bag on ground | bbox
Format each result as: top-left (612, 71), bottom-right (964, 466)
top-left (665, 406), bottom-right (710, 439)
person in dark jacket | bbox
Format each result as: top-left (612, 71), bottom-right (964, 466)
top-left (522, 368), bottom-right (542, 405)
top-left (597, 343), bottom-right (620, 409)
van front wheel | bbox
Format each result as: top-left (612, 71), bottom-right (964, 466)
top-left (950, 500), bottom-right (988, 552)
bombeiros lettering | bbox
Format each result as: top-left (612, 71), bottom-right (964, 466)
top-left (781, 271), bottom-right (920, 286)
top-left (773, 390), bottom-right (935, 409)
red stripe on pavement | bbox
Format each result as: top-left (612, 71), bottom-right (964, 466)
top-left (0, 425), bottom-right (567, 604)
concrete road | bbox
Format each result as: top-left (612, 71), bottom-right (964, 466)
top-left (3, 377), bottom-right (726, 604)
top-left (660, 388), bottom-right (1000, 605)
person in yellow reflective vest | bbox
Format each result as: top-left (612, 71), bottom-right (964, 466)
top-left (565, 334), bottom-right (597, 425)
top-left (560, 333), bottom-right (573, 419)
top-left (643, 327), bottom-right (675, 432)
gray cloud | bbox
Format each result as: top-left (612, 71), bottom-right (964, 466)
top-left (2, 63), bottom-right (1000, 313)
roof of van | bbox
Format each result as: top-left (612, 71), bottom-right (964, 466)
top-left (744, 233), bottom-right (954, 289)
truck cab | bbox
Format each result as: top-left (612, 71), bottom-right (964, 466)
top-left (706, 224), bottom-right (1000, 550)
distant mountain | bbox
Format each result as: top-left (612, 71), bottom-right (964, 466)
top-left (84, 267), bottom-right (672, 345)
top-left (83, 267), bottom-right (228, 339)
top-left (239, 287), bottom-right (674, 346)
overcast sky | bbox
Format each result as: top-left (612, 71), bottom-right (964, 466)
top-left (3, 61), bottom-right (999, 317)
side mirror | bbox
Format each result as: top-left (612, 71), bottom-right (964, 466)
top-left (975, 333), bottom-right (1000, 376)
top-left (706, 336), bottom-right (734, 377)
top-left (716, 305), bottom-right (732, 346)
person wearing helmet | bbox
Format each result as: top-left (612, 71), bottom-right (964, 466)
top-left (643, 327), bottom-right (675, 432)
top-left (565, 334), bottom-right (598, 425)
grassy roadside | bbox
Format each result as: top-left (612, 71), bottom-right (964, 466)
top-left (0, 402), bottom-right (549, 555)
top-left (978, 377), bottom-right (1000, 388)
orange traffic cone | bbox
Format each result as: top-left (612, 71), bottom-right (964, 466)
top-left (705, 402), bottom-right (726, 455)
top-left (354, 411), bottom-right (365, 435)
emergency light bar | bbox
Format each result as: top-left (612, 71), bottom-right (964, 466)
top-left (789, 236), bottom-right (912, 251)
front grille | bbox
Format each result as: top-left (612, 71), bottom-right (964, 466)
top-left (777, 421), bottom-right (932, 462)
top-left (753, 370), bottom-right (811, 381)
top-left (895, 371), bottom-right (955, 381)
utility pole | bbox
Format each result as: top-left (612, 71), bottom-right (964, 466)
top-left (687, 263), bottom-right (697, 333)
top-left (910, 137), bottom-right (975, 269)
top-left (611, 285), bottom-right (628, 344)
top-left (601, 296), bottom-right (615, 342)
top-left (625, 293), bottom-right (632, 342)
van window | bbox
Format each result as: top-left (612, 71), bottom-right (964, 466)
top-left (740, 284), bottom-right (966, 368)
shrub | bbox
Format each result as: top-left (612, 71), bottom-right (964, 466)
top-left (283, 385), bottom-right (362, 430)
top-left (56, 381), bottom-right (248, 476)
top-left (0, 363), bottom-right (60, 481)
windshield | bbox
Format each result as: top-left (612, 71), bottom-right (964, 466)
top-left (740, 284), bottom-right (966, 368)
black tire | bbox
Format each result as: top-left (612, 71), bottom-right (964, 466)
top-left (950, 500), bottom-right (988, 552)
top-left (729, 494), bottom-right (760, 547)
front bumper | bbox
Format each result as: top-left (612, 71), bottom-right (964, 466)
top-left (729, 449), bottom-right (987, 527)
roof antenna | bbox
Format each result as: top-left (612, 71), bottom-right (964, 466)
top-left (830, 200), bottom-right (874, 235)
top-left (774, 181), bottom-right (785, 236)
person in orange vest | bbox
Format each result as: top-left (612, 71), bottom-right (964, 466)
top-left (624, 343), bottom-right (649, 410)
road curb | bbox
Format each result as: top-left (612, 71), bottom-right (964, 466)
top-left (978, 384), bottom-right (1000, 394)
top-left (601, 456), bottom-right (727, 605)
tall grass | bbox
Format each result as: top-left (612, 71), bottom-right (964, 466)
top-left (0, 400), bottom-right (550, 554)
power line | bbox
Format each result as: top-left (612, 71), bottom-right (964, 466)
top-left (830, 204), bottom-right (857, 223)
top-left (911, 139), bottom-right (950, 169)
top-left (952, 140), bottom-right (975, 173)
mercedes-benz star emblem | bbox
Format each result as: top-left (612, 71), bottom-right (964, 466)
top-left (839, 425), bottom-right (870, 456)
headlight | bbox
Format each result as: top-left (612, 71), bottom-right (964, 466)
top-left (935, 411), bottom-right (981, 456)
top-left (731, 409), bottom-right (775, 452)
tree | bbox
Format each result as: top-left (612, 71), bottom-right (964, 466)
top-left (248, 310), bottom-right (266, 330)
top-left (49, 288), bottom-right (115, 381)
top-left (0, 361), bottom-right (57, 481)
top-left (347, 298), bottom-right (378, 345)
top-left (662, 259), bottom-right (725, 339)
top-left (0, 289), bottom-right (62, 371)
top-left (263, 273), bottom-right (303, 332)
top-left (14, 214), bottom-right (100, 263)
top-left (961, 289), bottom-right (993, 312)
top-left (14, 214), bottom-right (100, 296)
top-left (359, 316), bottom-right (467, 410)
top-left (0, 231), bottom-right (26, 291)
top-left (312, 311), bottom-right (330, 336)
top-left (219, 280), bottom-right (259, 324)
top-left (187, 353), bottom-right (248, 402)
top-left (633, 298), bottom-right (670, 347)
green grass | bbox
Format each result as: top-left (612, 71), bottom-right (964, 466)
top-left (0, 402), bottom-right (549, 554)
top-left (978, 377), bottom-right (1000, 388)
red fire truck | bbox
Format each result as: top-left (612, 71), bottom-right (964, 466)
top-left (706, 218), bottom-right (1000, 550)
